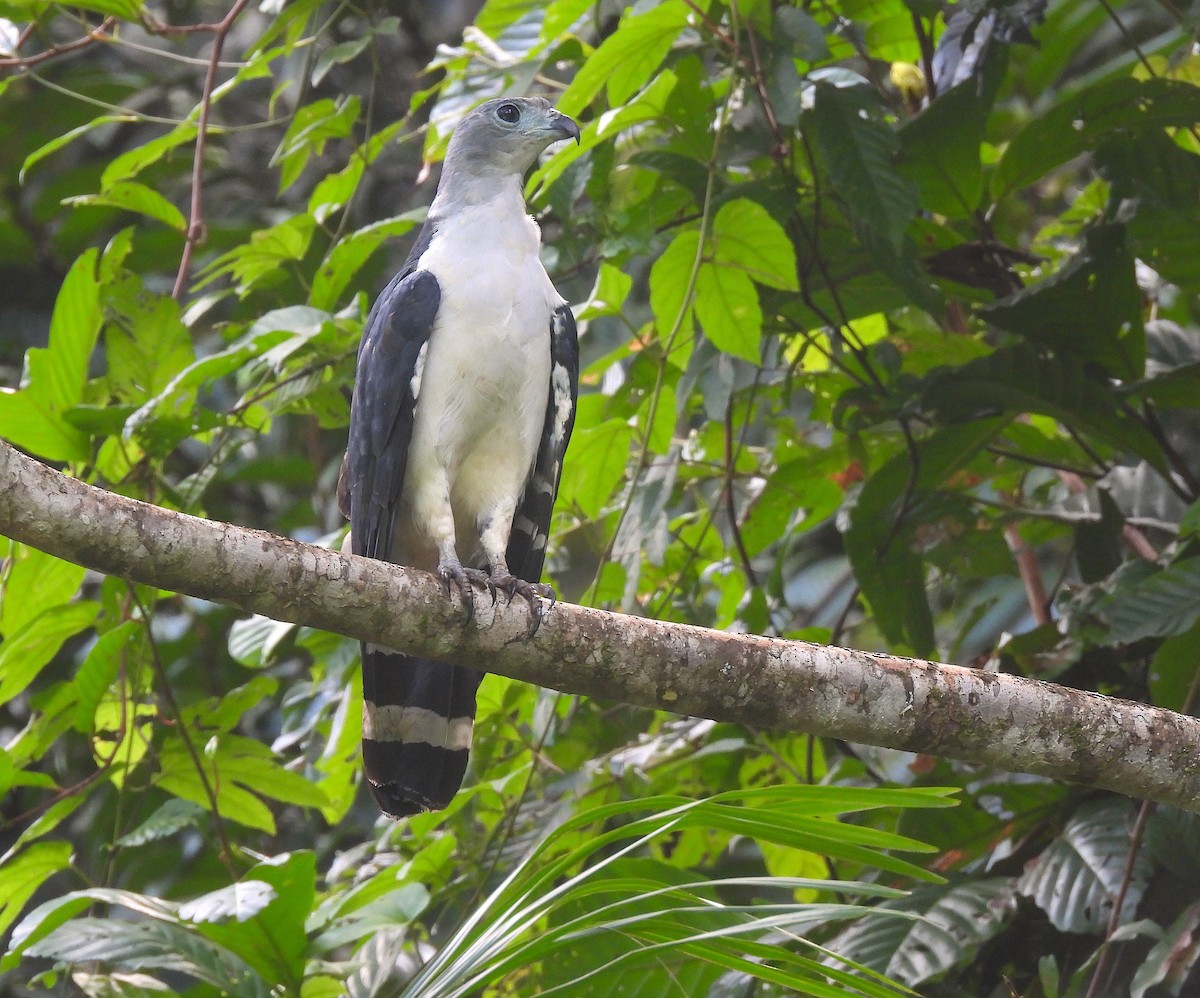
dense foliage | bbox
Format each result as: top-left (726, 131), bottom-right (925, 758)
top-left (1, 0), bottom-right (1199, 993)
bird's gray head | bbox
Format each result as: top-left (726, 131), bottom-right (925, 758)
top-left (436, 97), bottom-right (580, 200)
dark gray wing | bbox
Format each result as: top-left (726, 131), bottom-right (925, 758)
top-left (507, 302), bottom-right (579, 583)
top-left (341, 221), bottom-right (439, 561)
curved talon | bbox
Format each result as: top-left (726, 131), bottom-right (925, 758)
top-left (487, 571), bottom-right (554, 636)
top-left (528, 597), bottom-right (545, 637)
top-left (436, 562), bottom-right (493, 623)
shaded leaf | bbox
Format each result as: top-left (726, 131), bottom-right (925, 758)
top-left (980, 224), bottom-right (1144, 380)
top-left (556, 3), bottom-right (689, 116)
top-left (1088, 557), bottom-right (1200, 643)
top-left (0, 842), bottom-right (72, 941)
top-left (994, 77), bottom-right (1200, 197)
top-left (0, 602), bottom-right (100, 708)
top-left (1018, 798), bottom-right (1150, 934)
top-left (826, 879), bottom-right (1018, 986)
top-left (806, 82), bottom-right (920, 254)
top-left (116, 800), bottom-right (206, 848)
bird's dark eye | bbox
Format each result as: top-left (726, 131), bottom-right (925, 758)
top-left (496, 102), bottom-right (520, 124)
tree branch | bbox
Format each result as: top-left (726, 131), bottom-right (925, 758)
top-left (3, 438), bottom-right (1199, 813)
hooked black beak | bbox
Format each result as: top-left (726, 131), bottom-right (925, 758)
top-left (551, 110), bottom-right (581, 144)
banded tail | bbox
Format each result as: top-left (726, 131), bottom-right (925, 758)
top-left (360, 647), bottom-right (484, 817)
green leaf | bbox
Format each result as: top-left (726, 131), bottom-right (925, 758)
top-left (556, 3), bottom-right (689, 116)
top-left (530, 69), bottom-right (678, 200)
top-left (709, 199), bottom-right (798, 290)
top-left (806, 82), bottom-right (920, 254)
top-left (311, 36), bottom-right (371, 87)
top-left (272, 97), bottom-right (360, 193)
top-left (116, 799), bottom-right (206, 847)
top-left (310, 212), bottom-right (424, 310)
top-left (27, 918), bottom-right (268, 996)
top-left (556, 418), bottom-right (632, 519)
top-left (183, 677), bottom-right (279, 731)
top-left (68, 0), bottom-right (141, 18)
top-left (72, 620), bottom-right (141, 734)
top-left (694, 262), bottom-right (762, 362)
top-left (310, 882), bottom-right (429, 952)
top-left (741, 463), bottom-right (842, 555)
top-left (0, 842), bottom-right (72, 941)
top-left (1018, 799), bottom-right (1151, 934)
top-left (1096, 131), bottom-right (1200, 290)
top-left (196, 853), bottom-right (316, 984)
top-left (0, 547), bottom-right (86, 639)
top-left (649, 229), bottom-right (700, 342)
top-left (103, 273), bottom-right (193, 403)
top-left (0, 602), bottom-right (101, 709)
top-left (826, 879), bottom-right (1017, 986)
top-left (0, 249), bottom-right (103, 461)
top-left (157, 735), bottom-right (328, 836)
top-left (994, 77), bottom-right (1200, 198)
top-left (45, 245), bottom-right (105, 395)
top-left (897, 74), bottom-right (995, 218)
top-left (196, 215), bottom-right (316, 296)
top-left (844, 420), bottom-right (1009, 655)
top-left (1091, 557), bottom-right (1200, 643)
top-left (63, 181), bottom-right (187, 230)
top-left (578, 262), bottom-right (633, 320)
top-left (1130, 901), bottom-right (1200, 998)
top-left (1149, 621), bottom-right (1200, 713)
top-left (921, 343), bottom-right (1167, 471)
top-left (178, 881), bottom-right (277, 924)
top-left (102, 123), bottom-right (200, 188)
top-left (980, 223), bottom-right (1145, 379)
top-left (21, 115), bottom-right (134, 183)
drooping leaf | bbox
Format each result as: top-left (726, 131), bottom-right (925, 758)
top-left (980, 224), bottom-right (1145, 380)
top-left (0, 250), bottom-right (103, 461)
top-left (1087, 557), bottom-right (1200, 643)
top-left (63, 181), bottom-right (187, 231)
top-left (994, 77), bottom-right (1200, 197)
top-left (826, 879), bottom-right (1018, 986)
top-left (556, 2), bottom-right (689, 116)
top-left (0, 842), bottom-right (72, 941)
top-left (0, 602), bottom-right (101, 709)
top-left (1018, 798), bottom-right (1151, 934)
top-left (920, 343), bottom-right (1166, 470)
top-left (805, 82), bottom-right (920, 254)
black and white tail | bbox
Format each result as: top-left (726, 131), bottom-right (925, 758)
top-left (360, 647), bottom-right (483, 817)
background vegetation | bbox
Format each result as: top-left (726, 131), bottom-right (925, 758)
top-left (1, 0), bottom-right (1199, 993)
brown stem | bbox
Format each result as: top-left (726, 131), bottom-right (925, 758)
top-left (0, 18), bottom-right (115, 68)
top-left (1004, 523), bottom-right (1051, 626)
top-left (171, 0), bottom-right (251, 301)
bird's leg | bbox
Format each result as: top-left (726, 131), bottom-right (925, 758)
top-left (417, 474), bottom-right (490, 610)
top-left (478, 508), bottom-right (555, 610)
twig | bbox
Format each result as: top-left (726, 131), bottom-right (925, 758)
top-left (128, 586), bottom-right (241, 874)
top-left (171, 0), bottom-right (251, 301)
top-left (1058, 470), bottom-right (1161, 563)
top-left (1004, 523), bottom-right (1050, 626)
top-left (909, 10), bottom-right (937, 101)
top-left (0, 18), bottom-right (115, 68)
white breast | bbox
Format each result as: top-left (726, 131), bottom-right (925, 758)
top-left (400, 188), bottom-right (559, 549)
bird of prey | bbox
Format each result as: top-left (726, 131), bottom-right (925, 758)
top-left (338, 97), bottom-right (581, 817)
